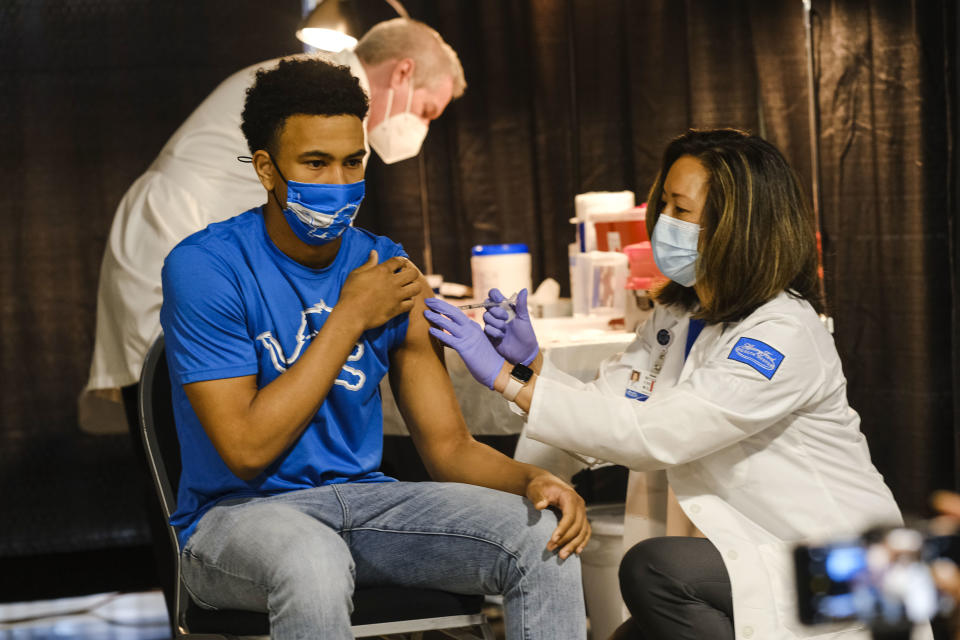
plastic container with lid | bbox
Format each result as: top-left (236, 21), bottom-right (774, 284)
top-left (470, 244), bottom-right (532, 301)
top-left (569, 251), bottom-right (628, 318)
top-left (593, 204), bottom-right (649, 252)
top-left (622, 242), bottom-right (663, 331)
top-left (571, 191), bottom-right (636, 253)
top-left (622, 241), bottom-right (664, 292)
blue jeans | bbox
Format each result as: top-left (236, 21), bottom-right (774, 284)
top-left (181, 481), bottom-right (585, 640)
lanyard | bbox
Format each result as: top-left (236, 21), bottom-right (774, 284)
top-left (625, 326), bottom-right (671, 402)
top-left (626, 318), bottom-right (703, 403)
top-left (685, 318), bottom-right (705, 362)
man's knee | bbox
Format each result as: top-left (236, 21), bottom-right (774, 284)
top-left (488, 496), bottom-right (560, 563)
top-left (271, 531), bottom-right (354, 596)
top-left (439, 483), bottom-right (557, 551)
top-left (458, 487), bottom-right (579, 582)
top-left (517, 502), bottom-right (560, 549)
top-left (506, 502), bottom-right (582, 584)
top-left (202, 501), bottom-right (354, 599)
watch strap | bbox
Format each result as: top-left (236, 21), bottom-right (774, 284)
top-left (502, 376), bottom-right (524, 402)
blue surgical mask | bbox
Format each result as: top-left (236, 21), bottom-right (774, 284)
top-left (270, 157), bottom-right (365, 246)
top-left (652, 215), bottom-right (701, 287)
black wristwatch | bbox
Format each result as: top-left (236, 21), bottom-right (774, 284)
top-left (502, 363), bottom-right (534, 401)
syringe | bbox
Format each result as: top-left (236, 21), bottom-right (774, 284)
top-left (457, 291), bottom-right (519, 311)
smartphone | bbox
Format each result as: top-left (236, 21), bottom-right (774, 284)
top-left (794, 526), bottom-right (958, 629)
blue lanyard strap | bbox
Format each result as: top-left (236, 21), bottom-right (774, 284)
top-left (685, 318), bottom-right (705, 361)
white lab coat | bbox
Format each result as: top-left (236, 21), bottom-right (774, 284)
top-left (525, 291), bottom-right (930, 640)
top-left (81, 50), bottom-right (368, 432)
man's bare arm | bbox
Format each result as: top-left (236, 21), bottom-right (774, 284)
top-left (389, 278), bottom-right (591, 557)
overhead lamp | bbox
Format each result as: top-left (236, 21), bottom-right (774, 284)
top-left (296, 0), bottom-right (409, 53)
top-left (296, 0), bottom-right (358, 53)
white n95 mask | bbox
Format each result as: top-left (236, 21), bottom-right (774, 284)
top-left (651, 215), bottom-right (701, 287)
top-left (368, 85), bottom-right (428, 164)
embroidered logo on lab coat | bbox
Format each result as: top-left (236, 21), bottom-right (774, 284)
top-left (727, 337), bottom-right (784, 380)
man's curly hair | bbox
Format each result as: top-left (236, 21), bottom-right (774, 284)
top-left (241, 58), bottom-right (369, 155)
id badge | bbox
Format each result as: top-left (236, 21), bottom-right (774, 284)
top-left (625, 369), bottom-right (658, 402)
top-left (624, 338), bottom-right (669, 403)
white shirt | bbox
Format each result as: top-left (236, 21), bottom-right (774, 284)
top-left (526, 292), bottom-right (927, 640)
top-left (80, 50), bottom-right (368, 432)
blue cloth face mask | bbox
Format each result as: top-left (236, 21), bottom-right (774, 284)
top-left (270, 157), bottom-right (365, 246)
top-left (651, 215), bottom-right (701, 287)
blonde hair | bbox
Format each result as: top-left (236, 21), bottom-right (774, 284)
top-left (646, 129), bottom-right (822, 323)
top-left (355, 18), bottom-right (466, 98)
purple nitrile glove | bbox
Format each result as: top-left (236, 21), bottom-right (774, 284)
top-left (423, 297), bottom-right (505, 389)
top-left (483, 288), bottom-right (540, 366)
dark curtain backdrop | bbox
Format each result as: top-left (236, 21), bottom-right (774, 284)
top-left (0, 0), bottom-right (956, 595)
top-left (813, 0), bottom-right (956, 516)
top-left (0, 0), bottom-right (305, 595)
top-left (363, 0), bottom-right (957, 514)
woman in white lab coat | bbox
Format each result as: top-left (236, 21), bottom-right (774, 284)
top-left (424, 129), bottom-right (913, 640)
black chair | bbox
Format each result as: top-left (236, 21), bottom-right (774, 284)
top-left (138, 335), bottom-right (495, 639)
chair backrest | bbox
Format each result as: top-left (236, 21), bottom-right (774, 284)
top-left (138, 335), bottom-right (192, 633)
top-left (139, 334), bottom-right (181, 523)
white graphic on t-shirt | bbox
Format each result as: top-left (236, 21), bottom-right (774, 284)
top-left (255, 301), bottom-right (366, 391)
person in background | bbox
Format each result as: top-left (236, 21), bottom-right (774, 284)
top-left (82, 17), bottom-right (466, 433)
top-left (160, 57), bottom-right (588, 640)
top-left (425, 129), bottom-right (922, 639)
top-left (931, 491), bottom-right (960, 639)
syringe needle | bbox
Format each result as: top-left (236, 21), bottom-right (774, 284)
top-left (457, 291), bottom-right (520, 312)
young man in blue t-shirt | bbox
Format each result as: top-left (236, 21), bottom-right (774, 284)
top-left (159, 58), bottom-right (588, 640)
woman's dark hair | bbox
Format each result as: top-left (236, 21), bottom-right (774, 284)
top-left (646, 128), bottom-right (823, 323)
top-left (240, 58), bottom-right (369, 155)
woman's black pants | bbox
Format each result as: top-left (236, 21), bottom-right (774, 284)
top-left (617, 536), bottom-right (735, 640)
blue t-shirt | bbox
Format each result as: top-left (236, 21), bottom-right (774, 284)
top-left (159, 208), bottom-right (409, 547)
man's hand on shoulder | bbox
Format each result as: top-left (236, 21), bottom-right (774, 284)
top-left (337, 251), bottom-right (421, 331)
top-left (526, 472), bottom-right (591, 559)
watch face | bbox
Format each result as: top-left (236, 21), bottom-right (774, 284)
top-left (511, 363), bottom-right (534, 383)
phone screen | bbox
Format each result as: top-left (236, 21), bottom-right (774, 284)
top-left (794, 528), bottom-right (946, 628)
